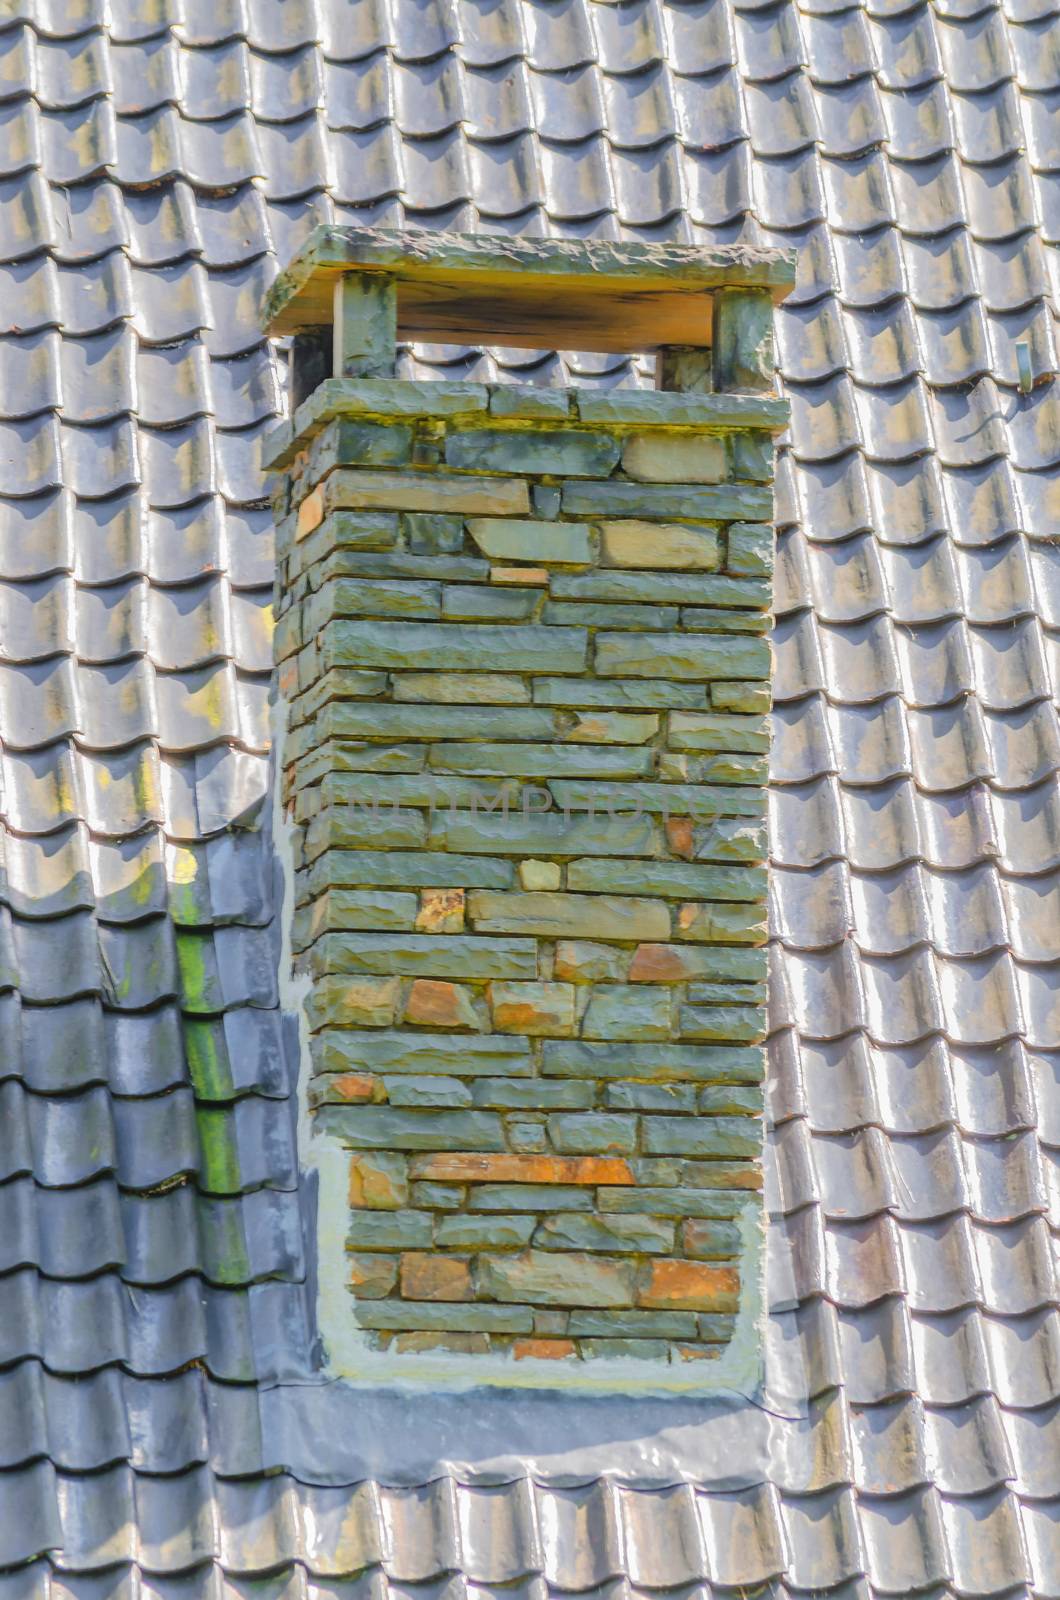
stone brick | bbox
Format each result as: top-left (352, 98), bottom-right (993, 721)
top-left (641, 1117), bottom-right (761, 1158)
top-left (316, 1028), bottom-right (532, 1076)
top-left (394, 673), bottom-right (532, 704)
top-left (629, 944), bottom-right (766, 984)
top-left (404, 513), bottom-right (464, 554)
top-left (467, 891), bottom-right (670, 941)
top-left (491, 565), bottom-right (549, 585)
top-left (306, 975), bottom-right (401, 1030)
top-left (327, 1107), bottom-right (505, 1152)
top-left (542, 1040), bottom-right (764, 1083)
top-left (599, 1187), bottom-right (747, 1218)
top-left (726, 522), bottom-right (773, 575)
top-left (489, 981), bottom-right (576, 1036)
top-left (353, 1301), bottom-right (533, 1333)
top-left (697, 1085), bottom-right (763, 1114)
top-left (311, 933), bottom-right (536, 981)
top-left (568, 858), bottom-right (766, 903)
top-left (410, 1183), bottom-right (465, 1208)
top-left (466, 518), bottom-right (593, 564)
top-left (562, 480), bottom-right (770, 521)
top-left (621, 433), bottom-right (726, 483)
top-left (447, 429), bottom-right (619, 478)
top-left (392, 1331), bottom-right (490, 1354)
top-left (477, 1250), bottom-right (637, 1307)
top-left (680, 1004), bottom-right (766, 1043)
top-left (568, 1308), bottom-right (696, 1338)
top-left (675, 901), bottom-right (768, 944)
top-left (431, 742), bottom-right (652, 780)
top-left (603, 1083), bottom-right (696, 1112)
top-left (533, 677), bottom-right (705, 709)
top-left (324, 467), bottom-right (529, 515)
top-left (681, 1219), bottom-right (743, 1259)
top-left (580, 984), bottom-right (672, 1041)
top-left (326, 619), bottom-right (586, 674)
top-left (434, 1214), bottom-right (536, 1249)
top-left (595, 631), bottom-right (770, 681)
top-left (468, 1184), bottom-right (596, 1212)
top-left (710, 680), bottom-right (771, 714)
top-left (347, 1210), bottom-right (433, 1249)
top-left (636, 1259), bottom-right (740, 1313)
top-left (318, 703), bottom-right (556, 740)
top-left (322, 1073), bottom-right (385, 1105)
top-left (442, 584), bottom-right (539, 621)
top-left (431, 811), bottom-right (656, 860)
top-left (668, 712), bottom-right (769, 752)
top-left (534, 1213), bottom-right (673, 1254)
top-left (565, 711), bottom-right (659, 744)
top-left (579, 1338), bottom-right (669, 1361)
top-left (348, 1252), bottom-right (398, 1298)
top-left (405, 979), bottom-right (482, 1030)
top-left (599, 520), bottom-right (719, 571)
top-left (553, 942), bottom-right (630, 983)
top-left (552, 570), bottom-right (768, 608)
top-left (408, 1154), bottom-right (634, 1184)
top-left (348, 1152), bottom-right (409, 1210)
top-left (470, 1078), bottom-right (594, 1110)
top-left (508, 1121), bottom-right (548, 1153)
top-left (415, 889), bottom-right (465, 933)
top-left (400, 1252), bottom-right (473, 1301)
top-left (548, 1113), bottom-right (636, 1155)
top-left (518, 859), bottom-right (561, 891)
top-left (512, 1338), bottom-right (577, 1359)
top-left (385, 1076), bottom-right (473, 1108)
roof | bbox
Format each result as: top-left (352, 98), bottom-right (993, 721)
top-left (0, 0), bottom-right (1058, 1593)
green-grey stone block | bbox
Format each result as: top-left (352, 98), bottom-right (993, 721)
top-left (641, 1116), bottom-right (761, 1158)
top-left (595, 631), bottom-right (770, 681)
top-left (553, 941), bottom-right (630, 982)
top-left (726, 522), bottom-right (773, 576)
top-left (319, 703), bottom-right (557, 741)
top-left (578, 1338), bottom-right (670, 1361)
top-left (309, 933), bottom-right (537, 981)
top-left (470, 1079), bottom-right (596, 1109)
top-left (676, 901), bottom-right (767, 943)
top-left (311, 549), bottom-right (487, 582)
top-left (296, 741), bottom-right (426, 781)
top-left (310, 577), bottom-right (441, 620)
top-left (303, 805), bottom-right (427, 861)
top-left (668, 713), bottom-right (769, 753)
top-left (410, 1182), bottom-right (465, 1208)
top-left (319, 1106), bottom-right (506, 1151)
top-left (542, 602), bottom-right (679, 630)
top-left (430, 743), bottom-right (653, 780)
top-left (292, 889), bottom-right (418, 945)
top-left (466, 890), bottom-right (670, 941)
top-left (325, 466), bottom-right (530, 517)
top-left (353, 1301), bottom-right (533, 1333)
top-left (687, 980), bottom-right (767, 1005)
top-left (548, 780), bottom-right (765, 818)
top-left (541, 1041), bottom-right (765, 1083)
top-left (727, 430), bottom-right (773, 483)
top-left (393, 672), bottom-right (532, 705)
top-left (675, 611), bottom-right (769, 637)
top-left (711, 681), bottom-right (771, 714)
top-left (597, 1187), bottom-right (748, 1219)
top-left (573, 388), bottom-right (787, 431)
top-left (546, 1113), bottom-right (636, 1154)
top-left (313, 848), bottom-right (514, 891)
top-left (534, 1212), bottom-right (673, 1253)
top-left (533, 678), bottom-right (706, 709)
top-left (324, 772), bottom-right (532, 811)
top-left (532, 484), bottom-right (562, 519)
top-left (683, 1220), bottom-right (743, 1259)
top-left (561, 479), bottom-right (771, 521)
top-left (568, 1308), bottom-right (697, 1337)
top-left (468, 1184), bottom-right (595, 1212)
top-left (698, 1313), bottom-right (737, 1342)
top-left (325, 619), bottom-right (587, 673)
top-left (489, 387), bottom-right (572, 421)
top-left (404, 513), bottom-right (465, 554)
top-left (466, 518), bottom-right (593, 564)
top-left (640, 947), bottom-right (767, 983)
top-left (441, 585), bottom-right (539, 620)
top-left (429, 809), bottom-right (659, 859)
top-left (551, 570), bottom-right (769, 609)
top-left (315, 1029), bottom-right (533, 1075)
top-left (435, 1214), bottom-right (537, 1249)
top-left (581, 984), bottom-right (671, 1042)
top-left (567, 858), bottom-right (767, 902)
top-left (713, 289), bottom-right (776, 392)
top-left (384, 1075), bottom-right (474, 1108)
top-left (312, 511), bottom-right (400, 551)
top-left (659, 751), bottom-right (769, 785)
top-left (476, 1249), bottom-right (637, 1307)
top-left (309, 420), bottom-right (414, 477)
top-left (447, 428), bottom-right (620, 478)
top-left (697, 1084), bottom-right (764, 1115)
top-left (347, 1209), bottom-right (433, 1249)
top-left (680, 1004), bottom-right (766, 1043)
top-left (603, 1082), bottom-right (697, 1112)
top-left (684, 817), bottom-right (767, 863)
top-left (509, 1121), bottom-right (549, 1154)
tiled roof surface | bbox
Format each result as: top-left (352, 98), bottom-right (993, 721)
top-left (0, 0), bottom-right (1058, 1592)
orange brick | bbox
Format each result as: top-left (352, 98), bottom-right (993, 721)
top-left (399, 1253), bottom-right (473, 1301)
top-left (393, 1331), bottom-right (490, 1355)
top-left (329, 1073), bottom-right (384, 1104)
top-left (408, 1153), bottom-right (634, 1185)
top-left (665, 817), bottom-right (695, 859)
top-left (628, 944), bottom-right (691, 982)
top-left (636, 1259), bottom-right (740, 1313)
top-left (416, 888), bottom-right (465, 933)
top-left (296, 487), bottom-right (324, 540)
top-left (491, 566), bottom-right (549, 585)
top-left (512, 1338), bottom-right (576, 1360)
top-left (405, 978), bottom-right (479, 1029)
top-left (673, 1342), bottom-right (722, 1362)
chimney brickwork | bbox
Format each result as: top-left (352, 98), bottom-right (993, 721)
top-left (265, 231), bottom-right (792, 1372)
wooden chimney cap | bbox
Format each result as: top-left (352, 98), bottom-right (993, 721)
top-left (262, 226), bottom-right (797, 356)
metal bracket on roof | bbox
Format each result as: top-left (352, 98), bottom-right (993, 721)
top-left (1016, 340), bottom-right (1034, 395)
